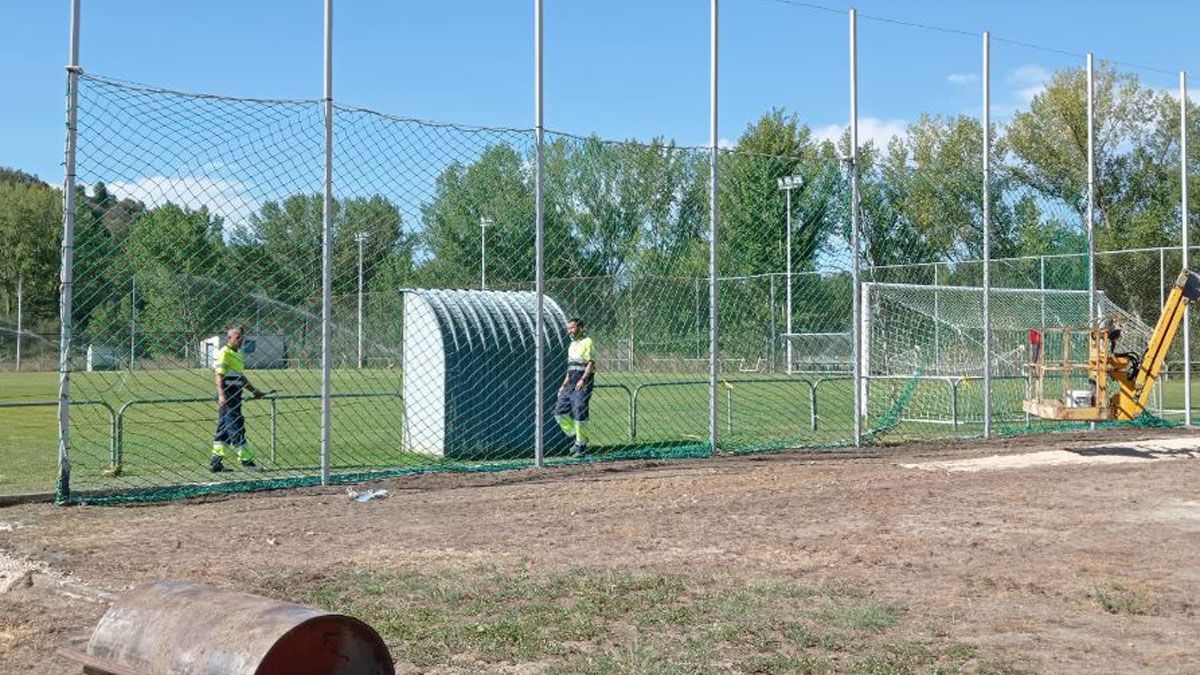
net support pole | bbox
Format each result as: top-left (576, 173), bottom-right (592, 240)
top-left (533, 0), bottom-right (546, 467)
top-left (981, 31), bottom-right (992, 438)
top-left (1085, 53), bottom-right (1098, 431)
top-left (708, 0), bottom-right (720, 456)
top-left (1086, 54), bottom-right (1096, 326)
top-left (850, 8), bottom-right (863, 446)
top-left (319, 0), bottom-right (334, 485)
top-left (1182, 71), bottom-right (1192, 426)
top-left (57, 0), bottom-right (81, 504)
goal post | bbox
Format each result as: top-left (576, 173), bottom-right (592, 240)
top-left (859, 281), bottom-right (1153, 435)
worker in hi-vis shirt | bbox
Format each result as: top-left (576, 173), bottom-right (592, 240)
top-left (555, 317), bottom-right (595, 458)
top-left (210, 326), bottom-right (266, 472)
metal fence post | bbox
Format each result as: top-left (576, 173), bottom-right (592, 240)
top-left (933, 264), bottom-right (940, 373)
top-left (709, 0), bottom-right (720, 456)
top-left (15, 275), bottom-right (21, 372)
top-left (129, 276), bottom-right (137, 369)
top-left (1040, 255), bottom-right (1047, 327)
top-left (57, 0), bottom-right (82, 504)
top-left (981, 30), bottom-right (992, 438)
top-left (1182, 71), bottom-right (1192, 426)
top-left (534, 0), bottom-right (546, 467)
top-left (769, 273), bottom-right (777, 370)
top-left (850, 8), bottom-right (862, 447)
top-left (319, 0), bottom-right (334, 484)
top-left (356, 231), bottom-right (367, 369)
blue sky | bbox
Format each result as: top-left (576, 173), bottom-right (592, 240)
top-left (3, 0), bottom-right (1197, 184)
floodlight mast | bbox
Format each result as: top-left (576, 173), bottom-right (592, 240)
top-left (480, 216), bottom-right (493, 290)
top-left (777, 175), bottom-right (803, 373)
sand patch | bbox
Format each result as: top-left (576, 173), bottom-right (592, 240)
top-left (901, 436), bottom-right (1200, 473)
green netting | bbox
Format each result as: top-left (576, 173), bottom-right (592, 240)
top-left (17, 54), bottom-right (1193, 506)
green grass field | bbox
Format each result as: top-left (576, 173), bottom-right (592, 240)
top-left (2, 368), bottom-right (1197, 499)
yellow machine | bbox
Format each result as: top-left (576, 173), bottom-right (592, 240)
top-left (1023, 269), bottom-right (1200, 422)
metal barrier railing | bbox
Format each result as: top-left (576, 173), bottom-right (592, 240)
top-left (594, 383), bottom-right (634, 440)
top-left (627, 377), bottom-right (816, 441)
top-left (0, 398), bottom-right (117, 467)
top-left (114, 391), bottom-right (402, 471)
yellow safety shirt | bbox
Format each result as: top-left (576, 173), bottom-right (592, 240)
top-left (567, 336), bottom-right (595, 373)
top-left (214, 346), bottom-right (245, 378)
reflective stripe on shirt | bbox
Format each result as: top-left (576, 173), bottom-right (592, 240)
top-left (567, 336), bottom-right (595, 371)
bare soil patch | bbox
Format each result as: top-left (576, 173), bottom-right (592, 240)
top-left (2, 427), bottom-right (1199, 673)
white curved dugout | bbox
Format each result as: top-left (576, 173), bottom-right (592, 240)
top-left (403, 289), bottom-right (574, 459)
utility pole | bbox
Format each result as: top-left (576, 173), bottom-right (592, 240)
top-left (777, 175), bottom-right (803, 374)
top-left (480, 217), bottom-right (493, 290)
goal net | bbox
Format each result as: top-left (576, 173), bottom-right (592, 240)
top-left (780, 332), bottom-right (852, 375)
top-left (861, 281), bottom-right (1153, 435)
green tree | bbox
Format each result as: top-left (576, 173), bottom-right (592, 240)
top-left (1004, 64), bottom-right (1168, 247)
top-left (126, 203), bottom-right (227, 356)
top-left (719, 109), bottom-right (842, 277)
top-left (419, 143), bottom-right (578, 287)
top-left (0, 175), bottom-right (61, 324)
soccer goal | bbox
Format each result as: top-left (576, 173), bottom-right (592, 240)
top-left (780, 331), bottom-right (853, 375)
top-left (860, 281), bottom-right (1153, 432)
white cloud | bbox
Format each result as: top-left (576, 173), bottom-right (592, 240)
top-left (718, 137), bottom-right (735, 150)
top-left (812, 117), bottom-right (908, 149)
top-left (105, 177), bottom-right (259, 232)
top-left (1007, 64), bottom-right (1051, 105)
top-left (948, 73), bottom-right (980, 85)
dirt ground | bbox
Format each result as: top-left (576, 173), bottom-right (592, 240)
top-left (3, 428), bottom-right (1200, 673)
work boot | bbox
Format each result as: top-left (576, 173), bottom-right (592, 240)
top-left (240, 459), bottom-right (259, 472)
top-left (209, 455), bottom-right (225, 473)
top-left (570, 443), bottom-right (588, 459)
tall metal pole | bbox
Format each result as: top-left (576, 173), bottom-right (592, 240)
top-left (785, 188), bottom-right (793, 373)
top-left (1182, 71), bottom-right (1192, 426)
top-left (709, 0), bottom-right (720, 455)
top-left (850, 8), bottom-right (863, 446)
top-left (57, 0), bottom-right (81, 503)
top-left (534, 0), bottom-right (546, 467)
top-left (15, 275), bottom-right (22, 372)
top-left (356, 232), bottom-right (366, 369)
top-left (479, 217), bottom-right (491, 290)
top-left (982, 31), bottom-right (992, 438)
top-left (319, 0), bottom-right (334, 484)
top-left (1087, 53), bottom-right (1096, 325)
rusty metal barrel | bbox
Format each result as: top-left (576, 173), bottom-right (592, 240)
top-left (67, 580), bottom-right (394, 675)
